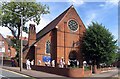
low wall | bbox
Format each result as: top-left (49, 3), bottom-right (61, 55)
top-left (3, 59), bottom-right (18, 67)
top-left (3, 60), bottom-right (11, 66)
top-left (96, 68), bottom-right (101, 74)
top-left (31, 65), bottom-right (84, 77)
top-left (24, 64), bottom-right (114, 77)
top-left (84, 70), bottom-right (92, 77)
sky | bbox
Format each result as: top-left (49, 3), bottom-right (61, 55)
top-left (0, 0), bottom-right (119, 45)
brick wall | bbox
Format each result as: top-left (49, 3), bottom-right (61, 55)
top-left (0, 34), bottom-right (16, 58)
top-left (31, 65), bottom-right (84, 77)
top-left (25, 6), bottom-right (86, 67)
top-left (0, 34), bottom-right (9, 58)
top-left (56, 7), bottom-right (86, 66)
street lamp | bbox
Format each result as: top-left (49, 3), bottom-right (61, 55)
top-left (20, 15), bottom-right (23, 71)
top-left (3, 9), bottom-right (23, 71)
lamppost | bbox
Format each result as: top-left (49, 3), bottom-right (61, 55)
top-left (3, 9), bottom-right (23, 71)
top-left (20, 15), bottom-right (23, 71)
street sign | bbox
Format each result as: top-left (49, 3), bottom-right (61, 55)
top-left (42, 56), bottom-right (51, 62)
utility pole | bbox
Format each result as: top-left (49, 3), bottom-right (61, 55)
top-left (4, 9), bottom-right (23, 71)
top-left (20, 15), bottom-right (23, 71)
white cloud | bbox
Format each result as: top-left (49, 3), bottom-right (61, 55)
top-left (68, 0), bottom-right (118, 8)
top-left (23, 15), bottom-right (51, 37)
top-left (36, 16), bottom-right (51, 33)
top-left (106, 0), bottom-right (119, 6)
top-left (99, 4), bottom-right (105, 7)
top-left (99, 0), bottom-right (119, 8)
top-left (24, 20), bottom-right (37, 29)
top-left (22, 31), bottom-right (28, 38)
top-left (85, 13), bottom-right (96, 27)
top-left (0, 0), bottom-right (10, 2)
top-left (0, 26), bottom-right (12, 38)
top-left (0, 26), bottom-right (28, 38)
top-left (68, 0), bottom-right (85, 6)
top-left (0, 15), bottom-right (51, 38)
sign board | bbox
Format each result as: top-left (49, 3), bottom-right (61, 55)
top-left (42, 56), bottom-right (51, 62)
top-left (0, 47), bottom-right (5, 52)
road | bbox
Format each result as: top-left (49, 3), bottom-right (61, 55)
top-left (0, 68), bottom-right (31, 79)
top-left (0, 67), bottom-right (119, 79)
top-left (0, 68), bottom-right (69, 79)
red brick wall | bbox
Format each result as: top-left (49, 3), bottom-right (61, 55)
top-left (31, 65), bottom-right (84, 77)
top-left (25, 7), bottom-right (86, 67)
top-left (84, 70), bottom-right (92, 77)
top-left (9, 47), bottom-right (16, 57)
top-left (28, 24), bottom-right (36, 46)
top-left (0, 34), bottom-right (17, 58)
top-left (0, 34), bottom-right (9, 58)
top-left (56, 7), bottom-right (86, 66)
top-left (35, 31), bottom-right (52, 65)
top-left (4, 39), bottom-right (9, 57)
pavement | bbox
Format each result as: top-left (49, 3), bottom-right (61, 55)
top-left (2, 66), bottom-right (68, 79)
top-left (2, 66), bottom-right (120, 79)
top-left (91, 68), bottom-right (119, 77)
top-left (1, 68), bottom-right (29, 78)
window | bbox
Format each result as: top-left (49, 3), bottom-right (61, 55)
top-left (68, 20), bottom-right (78, 32)
top-left (46, 40), bottom-right (50, 54)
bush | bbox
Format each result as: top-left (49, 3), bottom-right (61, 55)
top-left (84, 66), bottom-right (91, 71)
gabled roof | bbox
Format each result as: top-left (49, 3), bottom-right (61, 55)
top-left (5, 38), bottom-right (28, 46)
top-left (5, 38), bottom-right (13, 46)
top-left (23, 5), bottom-right (75, 51)
top-left (36, 5), bottom-right (73, 41)
top-left (0, 33), bottom-right (8, 44)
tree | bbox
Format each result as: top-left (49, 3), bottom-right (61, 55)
top-left (117, 48), bottom-right (120, 61)
top-left (1, 2), bottom-right (49, 57)
top-left (82, 22), bottom-right (117, 67)
top-left (118, 53), bottom-right (120, 61)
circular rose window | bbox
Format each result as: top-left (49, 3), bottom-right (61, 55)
top-left (68, 20), bottom-right (78, 32)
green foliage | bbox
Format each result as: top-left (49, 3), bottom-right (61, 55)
top-left (1, 2), bottom-right (50, 57)
top-left (118, 53), bottom-right (120, 60)
top-left (1, 2), bottom-right (49, 39)
top-left (83, 22), bottom-right (117, 66)
top-left (11, 38), bottom-right (21, 53)
top-left (116, 50), bottom-right (120, 61)
top-left (84, 66), bottom-right (91, 71)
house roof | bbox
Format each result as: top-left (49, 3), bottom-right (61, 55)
top-left (5, 38), bottom-right (28, 46)
top-left (36, 5), bottom-right (73, 41)
top-left (0, 33), bottom-right (8, 44)
top-left (5, 38), bottom-right (13, 46)
top-left (23, 5), bottom-right (74, 51)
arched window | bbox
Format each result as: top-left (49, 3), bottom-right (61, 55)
top-left (46, 40), bottom-right (50, 54)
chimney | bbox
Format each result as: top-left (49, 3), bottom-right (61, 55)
top-left (28, 23), bottom-right (36, 46)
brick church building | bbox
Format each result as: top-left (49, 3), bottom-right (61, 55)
top-left (23, 5), bottom-right (86, 67)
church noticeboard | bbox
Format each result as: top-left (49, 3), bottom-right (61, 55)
top-left (42, 56), bottom-right (51, 62)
